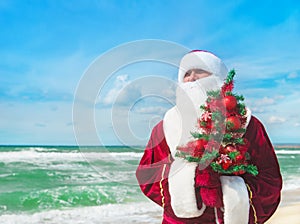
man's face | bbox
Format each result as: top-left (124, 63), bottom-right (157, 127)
top-left (183, 69), bottom-right (211, 82)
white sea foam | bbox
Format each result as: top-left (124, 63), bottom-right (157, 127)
top-left (0, 151), bottom-right (143, 164)
top-left (0, 202), bottom-right (162, 224)
top-left (29, 147), bottom-right (60, 152)
top-left (0, 149), bottom-right (143, 185)
top-left (275, 150), bottom-right (300, 154)
top-left (2, 147), bottom-right (297, 165)
top-left (282, 174), bottom-right (300, 191)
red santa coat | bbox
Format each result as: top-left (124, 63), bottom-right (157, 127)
top-left (136, 116), bottom-right (282, 224)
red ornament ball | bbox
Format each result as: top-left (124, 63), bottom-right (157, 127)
top-left (194, 139), bottom-right (208, 151)
top-left (226, 116), bottom-right (241, 130)
top-left (189, 139), bottom-right (208, 157)
top-left (221, 160), bottom-right (232, 170)
top-left (223, 95), bottom-right (237, 110)
top-left (224, 144), bottom-right (236, 153)
top-left (235, 154), bottom-right (244, 162)
top-left (233, 170), bottom-right (246, 175)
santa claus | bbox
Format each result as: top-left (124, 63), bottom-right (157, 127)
top-left (136, 50), bottom-right (282, 224)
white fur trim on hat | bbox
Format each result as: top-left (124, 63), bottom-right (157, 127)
top-left (178, 50), bottom-right (228, 83)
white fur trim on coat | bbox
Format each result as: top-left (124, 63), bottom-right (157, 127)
top-left (164, 107), bottom-right (207, 218)
top-left (168, 158), bottom-right (206, 218)
top-left (244, 108), bottom-right (252, 128)
top-left (163, 106), bottom-right (182, 158)
top-left (220, 176), bottom-right (250, 224)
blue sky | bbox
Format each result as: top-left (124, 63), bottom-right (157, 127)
top-left (0, 0), bottom-right (300, 145)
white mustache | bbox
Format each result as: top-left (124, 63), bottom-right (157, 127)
top-left (176, 75), bottom-right (222, 112)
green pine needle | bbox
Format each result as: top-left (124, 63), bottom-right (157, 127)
top-left (245, 165), bottom-right (259, 176)
top-left (223, 133), bottom-right (233, 141)
top-left (228, 151), bottom-right (240, 160)
top-left (200, 105), bottom-right (206, 111)
top-left (235, 94), bottom-right (245, 101)
top-left (200, 150), bottom-right (219, 164)
top-left (234, 138), bottom-right (245, 144)
top-left (207, 90), bottom-right (220, 97)
top-left (226, 69), bottom-right (236, 84)
top-left (190, 132), bottom-right (209, 140)
top-left (211, 111), bottom-right (222, 121)
top-left (238, 103), bottom-right (246, 116)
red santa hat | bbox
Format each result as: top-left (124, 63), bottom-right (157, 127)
top-left (177, 50), bottom-right (228, 83)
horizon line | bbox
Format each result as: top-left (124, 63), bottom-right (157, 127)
top-left (1, 143), bottom-right (300, 147)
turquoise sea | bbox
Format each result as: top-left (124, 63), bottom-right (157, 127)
top-left (0, 145), bottom-right (299, 223)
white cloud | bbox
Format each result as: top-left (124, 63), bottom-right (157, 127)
top-left (134, 106), bottom-right (168, 115)
top-left (1, 50), bottom-right (92, 102)
top-left (116, 84), bottom-right (142, 106)
top-left (255, 97), bottom-right (275, 106)
top-left (99, 73), bottom-right (176, 107)
top-left (161, 85), bottom-right (176, 100)
top-left (274, 95), bottom-right (285, 100)
top-left (287, 72), bottom-right (298, 79)
top-left (0, 101), bottom-right (76, 145)
top-left (275, 78), bottom-right (286, 85)
top-left (268, 116), bottom-right (286, 124)
top-left (250, 107), bottom-right (265, 113)
top-left (35, 123), bottom-right (47, 128)
top-left (223, 11), bottom-right (300, 82)
top-left (101, 74), bottom-right (131, 105)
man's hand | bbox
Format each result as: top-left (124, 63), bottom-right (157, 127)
top-left (195, 166), bottom-right (223, 208)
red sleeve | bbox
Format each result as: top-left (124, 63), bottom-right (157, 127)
top-left (135, 121), bottom-right (173, 207)
top-left (243, 116), bottom-right (282, 224)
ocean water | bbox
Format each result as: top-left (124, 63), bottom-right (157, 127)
top-left (0, 145), bottom-right (299, 223)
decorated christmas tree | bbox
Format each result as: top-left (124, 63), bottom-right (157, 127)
top-left (176, 70), bottom-right (258, 176)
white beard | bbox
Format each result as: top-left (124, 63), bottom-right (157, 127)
top-left (175, 75), bottom-right (222, 146)
top-left (166, 75), bottom-right (224, 219)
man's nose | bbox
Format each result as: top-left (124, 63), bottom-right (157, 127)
top-left (190, 73), bottom-right (197, 81)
